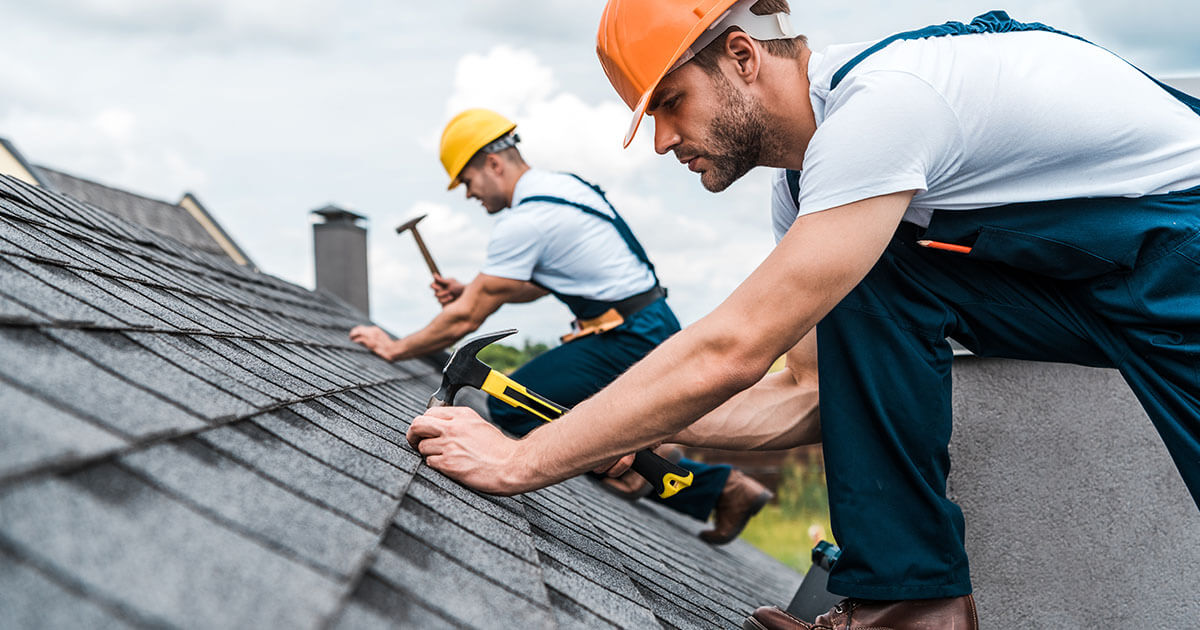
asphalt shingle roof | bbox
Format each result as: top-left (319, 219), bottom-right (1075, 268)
top-left (0, 173), bottom-right (802, 628)
top-left (31, 165), bottom-right (254, 268)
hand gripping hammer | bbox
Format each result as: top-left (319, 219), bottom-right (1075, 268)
top-left (428, 329), bottom-right (694, 499)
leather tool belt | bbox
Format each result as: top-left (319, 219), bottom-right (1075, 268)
top-left (561, 285), bottom-right (666, 343)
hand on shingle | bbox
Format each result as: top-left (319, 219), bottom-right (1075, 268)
top-left (349, 325), bottom-right (398, 361)
top-left (407, 405), bottom-right (530, 495)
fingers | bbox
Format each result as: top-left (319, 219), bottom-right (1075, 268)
top-left (593, 453), bottom-right (636, 477)
top-left (406, 412), bottom-right (447, 448)
top-left (406, 406), bottom-right (483, 448)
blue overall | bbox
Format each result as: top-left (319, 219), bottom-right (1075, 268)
top-left (487, 174), bottom-right (732, 521)
top-left (801, 11), bottom-right (1200, 599)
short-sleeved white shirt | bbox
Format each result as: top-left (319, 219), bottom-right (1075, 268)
top-left (771, 29), bottom-right (1200, 242)
top-left (483, 169), bottom-right (657, 301)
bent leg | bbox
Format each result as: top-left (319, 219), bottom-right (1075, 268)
top-left (1097, 236), bottom-right (1200, 506)
top-left (819, 227), bottom-right (1111, 600)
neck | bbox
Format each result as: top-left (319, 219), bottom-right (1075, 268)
top-left (501, 163), bottom-right (532, 208)
top-left (757, 47), bottom-right (817, 170)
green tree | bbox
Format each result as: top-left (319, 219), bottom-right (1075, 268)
top-left (475, 339), bottom-right (550, 374)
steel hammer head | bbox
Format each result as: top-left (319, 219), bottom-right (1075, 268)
top-left (427, 329), bottom-right (517, 408)
top-left (395, 214), bottom-right (427, 234)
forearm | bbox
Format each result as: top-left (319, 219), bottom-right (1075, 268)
top-left (516, 301), bottom-right (797, 487)
top-left (387, 309), bottom-right (479, 360)
top-left (671, 368), bottom-right (820, 450)
top-left (673, 331), bottom-right (820, 450)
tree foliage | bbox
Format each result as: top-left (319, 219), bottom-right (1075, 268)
top-left (475, 339), bottom-right (550, 374)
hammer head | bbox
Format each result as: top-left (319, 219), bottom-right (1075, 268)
top-left (395, 214), bottom-right (428, 234)
top-left (427, 329), bottom-right (517, 408)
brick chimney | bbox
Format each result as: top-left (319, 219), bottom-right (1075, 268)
top-left (311, 205), bottom-right (369, 316)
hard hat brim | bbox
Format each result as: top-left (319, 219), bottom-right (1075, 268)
top-left (618, 4), bottom-right (735, 148)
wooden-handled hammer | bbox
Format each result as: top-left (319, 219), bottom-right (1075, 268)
top-left (428, 329), bottom-right (695, 499)
top-left (395, 214), bottom-right (440, 277)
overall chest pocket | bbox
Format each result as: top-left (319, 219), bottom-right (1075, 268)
top-left (967, 226), bottom-right (1129, 280)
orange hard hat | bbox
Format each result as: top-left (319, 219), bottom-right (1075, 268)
top-left (596, 0), bottom-right (796, 147)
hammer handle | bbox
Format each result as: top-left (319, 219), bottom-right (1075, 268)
top-left (410, 229), bottom-right (441, 277)
top-left (477, 370), bottom-right (694, 499)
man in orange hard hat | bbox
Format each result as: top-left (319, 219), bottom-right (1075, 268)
top-left (351, 108), bottom-right (773, 544)
top-left (406, 2), bottom-right (1200, 628)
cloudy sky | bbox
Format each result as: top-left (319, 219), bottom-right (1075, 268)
top-left (3, 1), bottom-right (1199, 345)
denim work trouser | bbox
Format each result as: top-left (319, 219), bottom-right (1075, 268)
top-left (489, 298), bottom-right (732, 521)
top-left (818, 188), bottom-right (1200, 599)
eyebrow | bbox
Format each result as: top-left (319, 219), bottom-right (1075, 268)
top-left (646, 88), bottom-right (675, 114)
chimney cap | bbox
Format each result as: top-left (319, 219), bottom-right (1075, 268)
top-left (311, 204), bottom-right (366, 224)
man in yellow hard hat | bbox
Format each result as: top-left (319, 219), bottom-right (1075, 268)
top-left (405, 0), bottom-right (1200, 627)
top-left (350, 108), bottom-right (773, 544)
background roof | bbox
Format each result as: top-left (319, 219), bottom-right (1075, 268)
top-left (0, 173), bottom-right (801, 628)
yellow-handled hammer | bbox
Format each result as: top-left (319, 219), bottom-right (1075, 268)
top-left (427, 329), bottom-right (694, 499)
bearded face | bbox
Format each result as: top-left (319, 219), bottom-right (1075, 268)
top-left (695, 71), bottom-right (770, 192)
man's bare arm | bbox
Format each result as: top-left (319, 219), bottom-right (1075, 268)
top-left (349, 274), bottom-right (548, 361)
top-left (670, 330), bottom-right (819, 450)
top-left (406, 191), bottom-right (913, 495)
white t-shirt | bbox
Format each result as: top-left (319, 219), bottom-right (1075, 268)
top-left (483, 169), bottom-right (657, 301)
top-left (771, 29), bottom-right (1200, 242)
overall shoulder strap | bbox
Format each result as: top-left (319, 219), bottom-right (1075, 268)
top-left (831, 11), bottom-right (1083, 91)
top-left (830, 10), bottom-right (1200, 120)
top-left (518, 173), bottom-right (658, 279)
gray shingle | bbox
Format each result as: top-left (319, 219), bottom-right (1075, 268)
top-left (0, 549), bottom-right (136, 630)
top-left (369, 527), bottom-right (557, 629)
top-left (332, 574), bottom-right (460, 630)
top-left (0, 382), bottom-right (126, 479)
top-left (195, 336), bottom-right (318, 397)
top-left (290, 401), bottom-right (416, 466)
top-left (403, 475), bottom-right (536, 562)
top-left (0, 464), bottom-right (343, 629)
top-left (0, 290), bottom-right (49, 325)
top-left (123, 331), bottom-right (278, 408)
top-left (252, 409), bottom-right (413, 497)
top-left (393, 496), bottom-right (545, 596)
top-left (197, 422), bottom-right (397, 531)
top-left (46, 329), bottom-right (254, 422)
top-left (0, 328), bottom-right (205, 439)
top-left (120, 439), bottom-right (378, 578)
top-left (0, 256), bottom-right (118, 326)
top-left (0, 219), bottom-right (77, 265)
top-left (151, 333), bottom-right (292, 401)
top-left (56, 267), bottom-right (170, 328)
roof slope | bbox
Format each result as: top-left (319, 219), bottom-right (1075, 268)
top-left (33, 165), bottom-right (254, 267)
top-left (0, 174), bottom-right (801, 628)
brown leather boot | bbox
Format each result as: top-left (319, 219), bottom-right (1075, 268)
top-left (698, 469), bottom-right (773, 545)
top-left (743, 595), bottom-right (978, 630)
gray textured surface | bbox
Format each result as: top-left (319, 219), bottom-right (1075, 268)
top-left (949, 357), bottom-right (1200, 628)
top-left (34, 166), bottom-right (231, 260)
top-left (0, 173), bottom-right (801, 629)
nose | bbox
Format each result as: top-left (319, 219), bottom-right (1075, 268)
top-left (653, 117), bottom-right (681, 156)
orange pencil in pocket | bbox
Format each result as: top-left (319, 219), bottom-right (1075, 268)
top-left (917, 239), bottom-right (973, 254)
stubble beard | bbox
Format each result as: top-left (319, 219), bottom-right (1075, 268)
top-left (697, 73), bottom-right (769, 193)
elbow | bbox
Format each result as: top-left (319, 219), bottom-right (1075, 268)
top-left (694, 328), bottom-right (775, 399)
top-left (441, 306), bottom-right (483, 339)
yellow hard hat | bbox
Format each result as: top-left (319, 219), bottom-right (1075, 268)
top-left (439, 108), bottom-right (518, 190)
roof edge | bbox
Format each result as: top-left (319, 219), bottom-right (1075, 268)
top-left (0, 138), bottom-right (50, 188)
top-left (178, 192), bottom-right (257, 270)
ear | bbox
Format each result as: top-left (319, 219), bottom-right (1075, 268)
top-left (485, 153), bottom-right (505, 176)
top-left (723, 31), bottom-right (761, 85)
